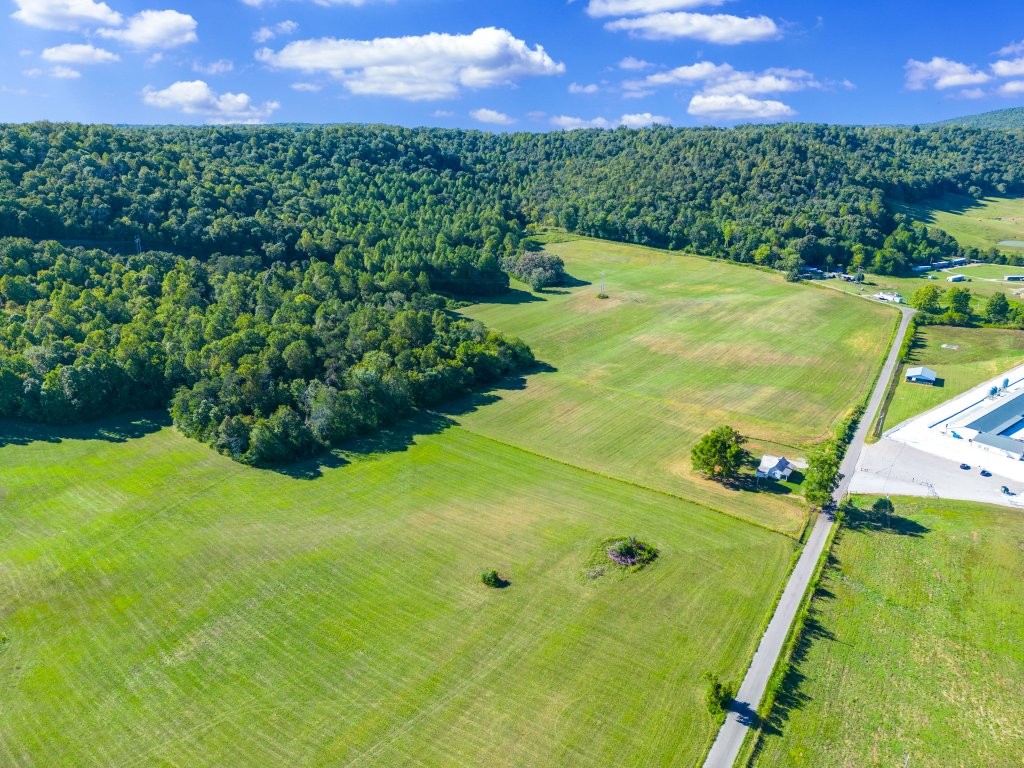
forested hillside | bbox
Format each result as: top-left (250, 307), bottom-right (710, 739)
top-left (2, 121), bottom-right (1024, 462)
top-left (932, 107), bottom-right (1024, 131)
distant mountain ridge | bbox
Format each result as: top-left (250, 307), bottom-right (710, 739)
top-left (932, 107), bottom-right (1024, 129)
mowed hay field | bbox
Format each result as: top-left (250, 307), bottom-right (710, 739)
top-left (460, 237), bottom-right (895, 536)
top-left (884, 326), bottom-right (1024, 429)
top-left (893, 193), bottom-right (1024, 254)
top-left (750, 497), bottom-right (1024, 768)
top-left (0, 417), bottom-right (796, 767)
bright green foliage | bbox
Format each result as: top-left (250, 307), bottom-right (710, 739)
top-left (752, 497), bottom-right (1024, 767)
top-left (480, 568), bottom-right (502, 588)
top-left (946, 285), bottom-right (972, 315)
top-left (984, 292), bottom-right (1010, 323)
top-left (803, 444), bottom-right (842, 508)
top-left (909, 284), bottom-right (943, 313)
top-left (703, 673), bottom-right (735, 716)
top-left (692, 426), bottom-right (748, 480)
top-left (0, 420), bottom-right (795, 767)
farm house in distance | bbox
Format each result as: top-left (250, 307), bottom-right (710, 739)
top-left (906, 366), bottom-right (937, 385)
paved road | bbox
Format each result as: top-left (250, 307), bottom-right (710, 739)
top-left (701, 305), bottom-right (915, 768)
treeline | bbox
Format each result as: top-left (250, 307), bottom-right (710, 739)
top-left (908, 284), bottom-right (1021, 327)
top-left (0, 238), bottom-right (532, 465)
top-left (3, 122), bottom-right (1024, 281)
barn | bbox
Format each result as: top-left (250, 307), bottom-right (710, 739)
top-left (905, 366), bottom-right (937, 385)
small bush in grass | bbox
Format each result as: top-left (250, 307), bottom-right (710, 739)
top-left (704, 673), bottom-right (735, 715)
top-left (597, 292), bottom-right (609, 299)
top-left (607, 537), bottom-right (658, 568)
top-left (480, 569), bottom-right (506, 588)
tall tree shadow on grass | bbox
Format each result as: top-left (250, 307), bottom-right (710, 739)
top-left (843, 503), bottom-right (930, 537)
top-left (0, 411), bottom-right (169, 450)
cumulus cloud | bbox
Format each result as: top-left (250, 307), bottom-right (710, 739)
top-left (619, 56), bottom-right (652, 70)
top-left (550, 112), bottom-right (670, 129)
top-left (41, 43), bottom-right (120, 64)
top-left (624, 60), bottom-right (820, 122)
top-left (253, 19), bottom-right (298, 43)
top-left (905, 57), bottom-right (990, 91)
top-left (606, 12), bottom-right (778, 44)
top-left (997, 39), bottom-right (1024, 57)
top-left (688, 93), bottom-right (793, 119)
top-left (290, 82), bottom-right (321, 92)
top-left (142, 80), bottom-right (279, 123)
top-left (569, 82), bottom-right (599, 94)
top-left (256, 27), bottom-right (565, 101)
top-left (11, 0), bottom-right (121, 30)
top-left (98, 10), bottom-right (198, 50)
top-left (242, 0), bottom-right (381, 5)
top-left (470, 108), bottom-right (515, 125)
top-left (992, 57), bottom-right (1024, 78)
top-left (586, 0), bottom-right (724, 16)
top-left (999, 81), bottom-right (1024, 96)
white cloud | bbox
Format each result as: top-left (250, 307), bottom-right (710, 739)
top-left (98, 10), bottom-right (198, 50)
top-left (587, 0), bottom-right (724, 17)
top-left (569, 82), bottom-right (599, 94)
top-left (905, 57), bottom-right (990, 91)
top-left (253, 19), bottom-right (298, 43)
top-left (997, 39), bottom-right (1024, 57)
top-left (50, 65), bottom-right (82, 79)
top-left (702, 67), bottom-right (821, 96)
top-left (194, 59), bottom-right (235, 75)
top-left (471, 108), bottom-right (515, 125)
top-left (290, 82), bottom-right (321, 92)
top-left (619, 112), bottom-right (671, 127)
top-left (41, 43), bottom-right (119, 64)
top-left (432, 109), bottom-right (454, 117)
top-left (550, 112), bottom-right (669, 129)
top-left (142, 80), bottom-right (280, 123)
top-left (999, 81), bottom-right (1024, 96)
top-left (606, 12), bottom-right (779, 44)
top-left (11, 0), bottom-right (121, 30)
top-left (992, 57), bottom-right (1024, 78)
top-left (243, 0), bottom-right (382, 4)
top-left (256, 27), bottom-right (564, 101)
top-left (625, 60), bottom-right (732, 89)
top-left (688, 93), bottom-right (794, 119)
top-left (957, 88), bottom-right (987, 100)
top-left (619, 56), bottom-right (652, 70)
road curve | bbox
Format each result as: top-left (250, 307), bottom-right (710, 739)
top-left (701, 304), bottom-right (915, 768)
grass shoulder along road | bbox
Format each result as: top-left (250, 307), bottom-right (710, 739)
top-left (0, 414), bottom-right (797, 768)
top-left (749, 496), bottom-right (1024, 768)
top-left (460, 236), bottom-right (895, 538)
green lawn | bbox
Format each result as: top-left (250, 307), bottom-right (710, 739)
top-left (460, 237), bottom-right (896, 537)
top-left (947, 263), bottom-right (1024, 280)
top-left (822, 273), bottom-right (1015, 311)
top-left (0, 415), bottom-right (796, 768)
top-left (750, 497), bottom-right (1024, 768)
top-left (893, 193), bottom-right (1024, 254)
top-left (883, 326), bottom-right (1024, 429)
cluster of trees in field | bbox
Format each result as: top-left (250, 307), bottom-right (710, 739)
top-left (0, 238), bottom-right (532, 465)
top-left (908, 284), bottom-right (1021, 327)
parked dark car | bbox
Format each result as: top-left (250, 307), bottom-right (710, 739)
top-left (959, 463), bottom-right (971, 470)
top-left (980, 469), bottom-right (992, 477)
top-left (1001, 485), bottom-right (1013, 495)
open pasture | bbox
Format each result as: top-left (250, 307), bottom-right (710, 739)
top-left (460, 237), bottom-right (895, 537)
top-left (893, 193), bottom-right (1024, 254)
top-left (0, 415), bottom-right (795, 768)
top-left (750, 497), bottom-right (1024, 768)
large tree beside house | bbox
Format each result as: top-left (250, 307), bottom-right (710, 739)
top-left (691, 426), bottom-right (748, 481)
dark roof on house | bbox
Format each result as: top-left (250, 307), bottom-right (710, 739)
top-left (974, 432), bottom-right (1024, 458)
top-left (966, 391), bottom-right (1024, 434)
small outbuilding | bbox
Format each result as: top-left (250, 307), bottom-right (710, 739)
top-left (874, 292), bottom-right (903, 303)
top-left (947, 274), bottom-right (966, 283)
top-left (757, 455), bottom-right (794, 481)
top-left (906, 366), bottom-right (937, 385)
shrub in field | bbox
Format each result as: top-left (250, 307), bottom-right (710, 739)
top-left (703, 673), bottom-right (735, 715)
top-left (607, 537), bottom-right (658, 568)
top-left (480, 569), bottom-right (506, 588)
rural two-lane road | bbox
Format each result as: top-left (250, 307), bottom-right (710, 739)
top-left (701, 304), bottom-right (915, 768)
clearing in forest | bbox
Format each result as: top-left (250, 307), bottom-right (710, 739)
top-left (460, 236), bottom-right (895, 536)
top-left (893, 193), bottom-right (1024, 254)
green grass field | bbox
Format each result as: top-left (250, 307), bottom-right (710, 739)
top-left (0, 416), bottom-right (796, 767)
top-left (822, 273), bottom-right (1016, 311)
top-left (947, 263), bottom-right (1024, 280)
top-left (750, 497), bottom-right (1024, 768)
top-left (460, 237), bottom-right (895, 537)
top-left (893, 193), bottom-right (1024, 254)
top-left (883, 326), bottom-right (1024, 429)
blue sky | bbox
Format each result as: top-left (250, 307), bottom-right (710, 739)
top-left (1, 0), bottom-right (1023, 128)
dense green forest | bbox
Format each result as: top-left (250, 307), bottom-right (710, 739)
top-left (932, 107), bottom-right (1024, 131)
top-left (2, 121), bottom-right (1024, 462)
